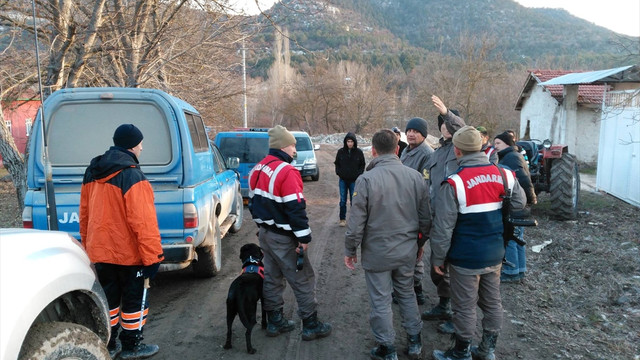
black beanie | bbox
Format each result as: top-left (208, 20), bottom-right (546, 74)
top-left (437, 109), bottom-right (461, 132)
top-left (405, 117), bottom-right (428, 138)
top-left (113, 124), bottom-right (144, 149)
top-left (494, 131), bottom-right (515, 147)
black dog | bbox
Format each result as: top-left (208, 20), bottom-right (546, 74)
top-left (223, 243), bottom-right (267, 354)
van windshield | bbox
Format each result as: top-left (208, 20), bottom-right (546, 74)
top-left (218, 137), bottom-right (269, 163)
top-left (47, 102), bottom-right (172, 166)
top-left (295, 136), bottom-right (312, 151)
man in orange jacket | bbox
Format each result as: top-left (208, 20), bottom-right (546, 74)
top-left (80, 123), bottom-right (164, 360)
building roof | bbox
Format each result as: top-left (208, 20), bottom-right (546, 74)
top-left (515, 69), bottom-right (608, 110)
top-left (540, 65), bottom-right (639, 85)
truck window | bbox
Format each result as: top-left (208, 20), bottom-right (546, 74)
top-left (185, 113), bottom-right (209, 153)
top-left (47, 102), bottom-right (172, 166)
top-left (218, 137), bottom-right (268, 163)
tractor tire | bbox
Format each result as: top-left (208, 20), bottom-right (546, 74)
top-left (549, 153), bottom-right (580, 220)
top-left (192, 217), bottom-right (222, 277)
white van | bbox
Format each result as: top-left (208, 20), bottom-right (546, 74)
top-left (291, 131), bottom-right (320, 181)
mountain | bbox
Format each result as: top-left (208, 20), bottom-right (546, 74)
top-left (248, 0), bottom-right (636, 76)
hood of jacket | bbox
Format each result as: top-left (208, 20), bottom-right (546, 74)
top-left (343, 132), bottom-right (358, 149)
top-left (88, 146), bottom-right (140, 181)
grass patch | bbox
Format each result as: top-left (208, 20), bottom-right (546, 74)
top-left (579, 163), bottom-right (597, 175)
top-left (0, 168), bottom-right (8, 178)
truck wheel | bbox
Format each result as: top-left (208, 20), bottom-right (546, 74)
top-left (193, 218), bottom-right (222, 277)
top-left (550, 153), bottom-right (580, 220)
top-left (19, 322), bottom-right (110, 360)
top-left (229, 191), bottom-right (243, 233)
top-left (311, 168), bottom-right (320, 181)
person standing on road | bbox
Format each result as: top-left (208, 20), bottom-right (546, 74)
top-left (334, 132), bottom-right (366, 227)
top-left (399, 116), bottom-right (434, 305)
top-left (476, 126), bottom-right (498, 165)
top-left (493, 131), bottom-right (537, 283)
top-left (421, 95), bottom-right (465, 335)
top-left (430, 126), bottom-right (526, 360)
top-left (80, 124), bottom-right (164, 360)
top-left (345, 129), bottom-right (432, 360)
top-left (248, 125), bottom-right (332, 341)
top-left (392, 127), bottom-right (408, 156)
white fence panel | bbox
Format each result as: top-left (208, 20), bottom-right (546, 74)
top-left (596, 91), bottom-right (640, 207)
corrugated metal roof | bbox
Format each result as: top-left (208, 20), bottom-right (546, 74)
top-left (540, 65), bottom-right (635, 85)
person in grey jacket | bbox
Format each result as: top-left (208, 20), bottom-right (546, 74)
top-left (421, 95), bottom-right (466, 334)
top-left (345, 129), bottom-right (432, 360)
top-left (430, 126), bottom-right (526, 360)
top-left (399, 116), bottom-right (434, 305)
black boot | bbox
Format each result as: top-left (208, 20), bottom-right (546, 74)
top-left (301, 311), bottom-right (332, 340)
top-left (414, 284), bottom-right (426, 305)
top-left (119, 333), bottom-right (159, 360)
top-left (370, 343), bottom-right (398, 360)
top-left (432, 335), bottom-right (471, 360)
top-left (266, 308), bottom-right (296, 337)
top-left (421, 297), bottom-right (452, 320)
top-left (437, 320), bottom-right (455, 334)
top-left (470, 330), bottom-right (498, 360)
top-left (107, 338), bottom-right (122, 359)
top-left (406, 332), bottom-right (422, 360)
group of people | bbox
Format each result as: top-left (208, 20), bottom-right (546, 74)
top-left (79, 106), bottom-right (535, 360)
top-left (338, 96), bottom-right (536, 360)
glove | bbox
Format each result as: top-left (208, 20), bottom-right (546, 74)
top-left (142, 262), bottom-right (160, 279)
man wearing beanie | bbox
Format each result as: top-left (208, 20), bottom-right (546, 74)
top-left (421, 95), bottom-right (466, 334)
top-left (430, 126), bottom-right (526, 360)
top-left (80, 124), bottom-right (163, 359)
top-left (493, 131), bottom-right (536, 284)
top-left (397, 116), bottom-right (433, 306)
top-left (248, 125), bottom-right (331, 341)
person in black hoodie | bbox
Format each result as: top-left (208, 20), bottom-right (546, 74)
top-left (494, 131), bottom-right (537, 284)
top-left (334, 132), bottom-right (366, 227)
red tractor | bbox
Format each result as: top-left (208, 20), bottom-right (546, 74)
top-left (516, 139), bottom-right (581, 220)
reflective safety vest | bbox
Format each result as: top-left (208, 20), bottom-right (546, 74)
top-left (446, 164), bottom-right (515, 269)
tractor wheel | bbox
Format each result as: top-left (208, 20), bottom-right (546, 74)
top-left (549, 153), bottom-right (580, 220)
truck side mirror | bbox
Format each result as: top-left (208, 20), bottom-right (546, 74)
top-left (226, 157), bottom-right (240, 169)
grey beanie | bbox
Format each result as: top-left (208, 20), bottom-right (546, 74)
top-left (113, 124), bottom-right (143, 149)
top-left (453, 125), bottom-right (482, 152)
top-left (405, 117), bottom-right (428, 138)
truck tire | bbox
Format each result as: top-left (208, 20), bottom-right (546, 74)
top-left (550, 153), bottom-right (580, 220)
top-left (193, 218), bottom-right (222, 277)
top-left (229, 191), bottom-right (243, 234)
top-left (311, 168), bottom-right (320, 181)
top-left (19, 322), bottom-right (110, 360)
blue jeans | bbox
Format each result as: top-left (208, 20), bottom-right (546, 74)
top-left (503, 227), bottom-right (526, 275)
top-left (339, 179), bottom-right (355, 220)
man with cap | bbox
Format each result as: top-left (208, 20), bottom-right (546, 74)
top-left (421, 95), bottom-right (465, 334)
top-left (345, 129), bottom-right (432, 360)
top-left (398, 116), bottom-right (434, 306)
top-left (476, 126), bottom-right (498, 165)
top-left (392, 127), bottom-right (408, 156)
top-left (80, 124), bottom-right (164, 359)
top-left (430, 126), bottom-right (526, 360)
top-left (248, 125), bottom-right (331, 341)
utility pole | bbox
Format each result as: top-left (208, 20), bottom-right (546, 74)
top-left (242, 37), bottom-right (248, 128)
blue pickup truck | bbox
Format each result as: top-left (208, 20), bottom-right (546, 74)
top-left (22, 87), bottom-right (243, 277)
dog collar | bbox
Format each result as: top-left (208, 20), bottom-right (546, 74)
top-left (242, 264), bottom-right (265, 279)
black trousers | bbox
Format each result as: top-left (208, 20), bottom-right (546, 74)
top-left (95, 263), bottom-right (148, 346)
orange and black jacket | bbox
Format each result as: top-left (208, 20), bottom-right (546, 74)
top-left (80, 146), bottom-right (164, 266)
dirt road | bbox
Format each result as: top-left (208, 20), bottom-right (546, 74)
top-left (142, 144), bottom-right (545, 360)
top-left (3, 143), bottom-right (635, 359)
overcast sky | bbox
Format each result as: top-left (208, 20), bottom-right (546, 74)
top-left (234, 0), bottom-right (640, 37)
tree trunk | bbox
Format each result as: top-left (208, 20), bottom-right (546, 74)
top-left (0, 104), bottom-right (27, 209)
